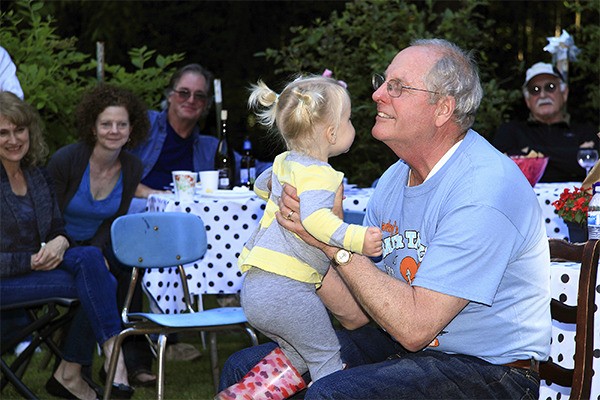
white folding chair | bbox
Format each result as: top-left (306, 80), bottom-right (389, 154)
top-left (103, 212), bottom-right (258, 400)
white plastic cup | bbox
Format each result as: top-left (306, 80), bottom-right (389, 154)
top-left (172, 170), bottom-right (197, 202)
top-left (199, 170), bottom-right (219, 194)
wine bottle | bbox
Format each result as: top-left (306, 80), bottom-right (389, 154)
top-left (240, 137), bottom-right (256, 189)
top-left (214, 110), bottom-right (234, 189)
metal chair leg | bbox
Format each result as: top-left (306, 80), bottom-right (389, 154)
top-left (156, 334), bottom-right (168, 400)
top-left (103, 331), bottom-right (128, 400)
top-left (245, 326), bottom-right (259, 346)
top-left (209, 332), bottom-right (219, 394)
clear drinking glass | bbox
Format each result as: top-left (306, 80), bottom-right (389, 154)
top-left (577, 149), bottom-right (599, 175)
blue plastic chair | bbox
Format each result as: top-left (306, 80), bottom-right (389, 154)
top-left (104, 212), bottom-right (258, 400)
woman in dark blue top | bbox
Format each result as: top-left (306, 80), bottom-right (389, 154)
top-left (47, 84), bottom-right (157, 388)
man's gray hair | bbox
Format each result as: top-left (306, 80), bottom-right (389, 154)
top-left (411, 38), bottom-right (483, 132)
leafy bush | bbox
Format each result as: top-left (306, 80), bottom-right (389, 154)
top-left (1, 0), bottom-right (185, 155)
top-left (259, 0), bottom-right (598, 186)
top-left (1, 1), bottom-right (93, 152)
top-left (2, 0), bottom-right (597, 185)
top-left (564, 0), bottom-right (599, 120)
top-left (102, 46), bottom-right (186, 111)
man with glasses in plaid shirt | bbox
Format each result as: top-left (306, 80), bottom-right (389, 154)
top-left (493, 62), bottom-right (598, 182)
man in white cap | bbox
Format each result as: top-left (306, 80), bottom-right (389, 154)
top-left (493, 62), bottom-right (598, 182)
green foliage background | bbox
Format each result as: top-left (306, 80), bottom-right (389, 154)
top-left (1, 0), bottom-right (598, 187)
top-left (0, 1), bottom-right (185, 155)
top-left (260, 0), bottom-right (599, 185)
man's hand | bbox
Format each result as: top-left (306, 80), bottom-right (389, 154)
top-left (276, 183), bottom-right (345, 251)
top-left (31, 235), bottom-right (69, 271)
top-left (135, 183), bottom-right (171, 198)
top-left (276, 184), bottom-right (324, 249)
top-left (332, 183), bottom-right (344, 219)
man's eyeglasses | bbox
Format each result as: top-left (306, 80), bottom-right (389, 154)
top-left (526, 82), bottom-right (558, 96)
top-left (173, 89), bottom-right (209, 102)
top-left (372, 73), bottom-right (439, 98)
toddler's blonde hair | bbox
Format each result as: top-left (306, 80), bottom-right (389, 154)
top-left (248, 75), bottom-right (350, 154)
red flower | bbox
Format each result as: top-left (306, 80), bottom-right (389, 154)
top-left (552, 186), bottom-right (592, 226)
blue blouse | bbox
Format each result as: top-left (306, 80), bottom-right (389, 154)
top-left (63, 164), bottom-right (122, 242)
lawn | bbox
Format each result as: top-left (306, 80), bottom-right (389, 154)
top-left (2, 296), bottom-right (263, 400)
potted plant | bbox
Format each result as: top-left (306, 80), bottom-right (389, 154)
top-left (552, 186), bottom-right (592, 242)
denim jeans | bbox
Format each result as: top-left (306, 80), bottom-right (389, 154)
top-left (220, 325), bottom-right (539, 399)
top-left (1, 246), bottom-right (122, 365)
top-left (104, 243), bottom-right (154, 374)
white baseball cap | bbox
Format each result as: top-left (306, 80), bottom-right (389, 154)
top-left (523, 62), bottom-right (565, 86)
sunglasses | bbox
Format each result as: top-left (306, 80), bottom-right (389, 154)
top-left (526, 82), bottom-right (558, 96)
top-left (172, 89), bottom-right (209, 102)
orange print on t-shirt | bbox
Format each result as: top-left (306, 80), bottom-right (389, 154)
top-left (399, 256), bottom-right (420, 285)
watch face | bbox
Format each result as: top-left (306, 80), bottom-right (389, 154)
top-left (335, 249), bottom-right (351, 264)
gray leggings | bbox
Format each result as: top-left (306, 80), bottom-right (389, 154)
top-left (241, 267), bottom-right (343, 382)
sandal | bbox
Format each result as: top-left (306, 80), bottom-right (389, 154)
top-left (129, 369), bottom-right (157, 388)
top-left (98, 368), bottom-right (135, 399)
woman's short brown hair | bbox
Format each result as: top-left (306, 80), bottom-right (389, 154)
top-left (75, 84), bottom-right (149, 148)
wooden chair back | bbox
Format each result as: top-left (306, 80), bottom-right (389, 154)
top-left (540, 239), bottom-right (599, 399)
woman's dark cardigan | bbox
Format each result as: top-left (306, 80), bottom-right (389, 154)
top-left (0, 164), bottom-right (69, 277)
top-left (46, 142), bottom-right (143, 252)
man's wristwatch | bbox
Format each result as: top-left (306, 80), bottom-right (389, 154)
top-left (331, 248), bottom-right (353, 267)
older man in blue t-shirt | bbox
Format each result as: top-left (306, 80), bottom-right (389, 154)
top-left (218, 39), bottom-right (550, 400)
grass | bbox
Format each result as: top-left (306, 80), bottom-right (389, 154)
top-left (2, 296), bottom-right (263, 400)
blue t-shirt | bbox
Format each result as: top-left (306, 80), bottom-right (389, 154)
top-left (63, 164), bottom-right (122, 242)
top-left (366, 130), bottom-right (551, 364)
top-left (141, 120), bottom-right (194, 190)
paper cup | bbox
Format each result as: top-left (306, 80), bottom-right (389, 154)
top-left (199, 170), bottom-right (219, 194)
top-left (172, 170), bottom-right (197, 202)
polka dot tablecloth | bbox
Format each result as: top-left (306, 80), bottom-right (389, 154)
top-left (341, 187), bottom-right (374, 213)
top-left (143, 193), bottom-right (265, 313)
top-left (539, 261), bottom-right (600, 400)
top-left (142, 186), bottom-right (598, 399)
top-left (142, 189), bottom-right (375, 314)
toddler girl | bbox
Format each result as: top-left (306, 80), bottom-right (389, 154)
top-left (217, 75), bottom-right (382, 400)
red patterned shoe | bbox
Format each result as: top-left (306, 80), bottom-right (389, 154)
top-left (215, 347), bottom-right (306, 400)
